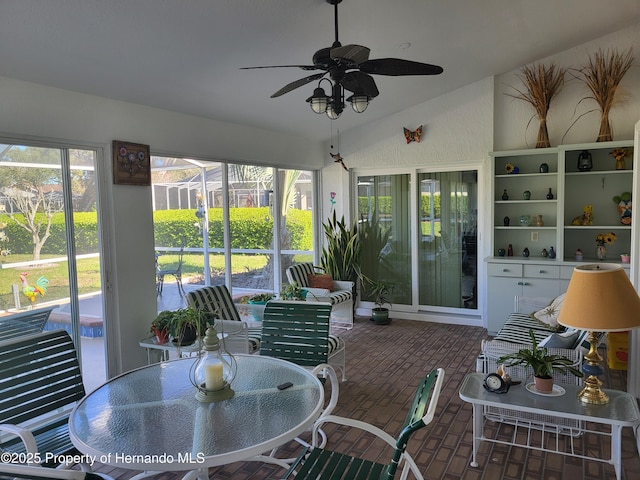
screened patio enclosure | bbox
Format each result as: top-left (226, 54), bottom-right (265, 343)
top-left (151, 156), bottom-right (316, 300)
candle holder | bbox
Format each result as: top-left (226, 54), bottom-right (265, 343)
top-left (190, 324), bottom-right (236, 402)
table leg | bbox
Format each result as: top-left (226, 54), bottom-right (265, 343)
top-left (470, 403), bottom-right (482, 468)
top-left (611, 425), bottom-right (622, 480)
top-left (181, 468), bottom-right (208, 480)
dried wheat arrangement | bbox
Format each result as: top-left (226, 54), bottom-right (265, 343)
top-left (507, 63), bottom-right (566, 148)
top-left (573, 47), bottom-right (634, 142)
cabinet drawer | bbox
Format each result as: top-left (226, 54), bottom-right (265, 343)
top-left (487, 263), bottom-right (523, 277)
top-left (524, 264), bottom-right (560, 279)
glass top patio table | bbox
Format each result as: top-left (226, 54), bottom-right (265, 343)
top-left (69, 355), bottom-right (324, 473)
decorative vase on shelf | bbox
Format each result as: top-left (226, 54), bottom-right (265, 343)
top-left (596, 244), bottom-right (607, 260)
top-left (502, 189), bottom-right (509, 200)
top-left (615, 158), bottom-right (626, 170)
top-left (548, 246), bottom-right (556, 259)
top-left (546, 188), bottom-right (554, 200)
top-left (519, 215), bottom-right (531, 226)
top-left (507, 244), bottom-right (514, 256)
top-left (535, 215), bottom-right (544, 226)
top-left (503, 216), bottom-right (510, 226)
top-left (539, 163), bottom-right (549, 173)
top-left (523, 190), bottom-right (531, 200)
top-left (522, 247), bottom-right (530, 258)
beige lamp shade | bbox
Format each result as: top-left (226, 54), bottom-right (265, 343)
top-left (558, 264), bottom-right (640, 331)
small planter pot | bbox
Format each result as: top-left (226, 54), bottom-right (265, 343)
top-left (247, 300), bottom-right (268, 321)
top-left (152, 327), bottom-right (170, 345)
top-left (173, 324), bottom-right (197, 346)
top-left (371, 307), bottom-right (391, 325)
top-left (533, 376), bottom-right (554, 393)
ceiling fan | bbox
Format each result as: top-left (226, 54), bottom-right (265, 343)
top-left (241, 0), bottom-right (443, 119)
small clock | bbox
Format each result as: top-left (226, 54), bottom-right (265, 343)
top-left (483, 373), bottom-right (509, 394)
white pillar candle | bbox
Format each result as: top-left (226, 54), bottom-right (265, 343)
top-left (205, 362), bottom-right (224, 390)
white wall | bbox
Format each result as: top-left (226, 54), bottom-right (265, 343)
top-left (0, 76), bottom-right (325, 375)
top-left (495, 23), bottom-right (640, 150)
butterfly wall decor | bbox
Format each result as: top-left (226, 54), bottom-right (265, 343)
top-left (403, 125), bottom-right (423, 144)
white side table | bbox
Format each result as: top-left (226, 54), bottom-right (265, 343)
top-left (459, 373), bottom-right (640, 480)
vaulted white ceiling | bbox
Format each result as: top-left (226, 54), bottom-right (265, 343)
top-left (0, 0), bottom-right (638, 142)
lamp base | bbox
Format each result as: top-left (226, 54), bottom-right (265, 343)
top-left (577, 331), bottom-right (609, 404)
top-left (195, 383), bottom-right (235, 403)
top-left (577, 375), bottom-right (609, 404)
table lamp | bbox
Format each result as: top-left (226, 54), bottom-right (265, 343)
top-left (558, 264), bottom-right (640, 404)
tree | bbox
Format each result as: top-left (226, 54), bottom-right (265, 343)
top-left (0, 146), bottom-right (64, 260)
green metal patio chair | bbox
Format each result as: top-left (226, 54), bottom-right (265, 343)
top-left (282, 368), bottom-right (445, 480)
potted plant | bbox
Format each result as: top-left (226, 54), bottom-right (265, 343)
top-left (247, 292), bottom-right (275, 321)
top-left (370, 281), bottom-right (394, 325)
top-left (150, 310), bottom-right (173, 344)
top-left (281, 282), bottom-right (306, 301)
top-left (169, 306), bottom-right (204, 346)
top-left (320, 211), bottom-right (363, 301)
top-left (498, 330), bottom-right (583, 393)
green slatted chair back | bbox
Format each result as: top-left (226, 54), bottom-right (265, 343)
top-left (186, 285), bottom-right (242, 321)
top-left (260, 300), bottom-right (332, 367)
top-left (0, 463), bottom-right (104, 479)
top-left (0, 307), bottom-right (53, 341)
top-left (284, 368), bottom-right (445, 480)
top-left (0, 330), bottom-right (86, 463)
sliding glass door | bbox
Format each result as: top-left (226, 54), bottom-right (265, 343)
top-left (0, 142), bottom-right (106, 390)
top-left (418, 170), bottom-right (477, 309)
top-left (357, 169), bottom-right (477, 311)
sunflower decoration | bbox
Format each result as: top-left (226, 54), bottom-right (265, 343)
top-left (505, 163), bottom-right (519, 174)
top-left (595, 232), bottom-right (617, 247)
top-left (610, 148), bottom-right (632, 170)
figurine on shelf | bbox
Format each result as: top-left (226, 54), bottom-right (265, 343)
top-left (571, 204), bottom-right (593, 226)
top-left (575, 249), bottom-right (584, 261)
top-left (612, 192), bottom-right (632, 226)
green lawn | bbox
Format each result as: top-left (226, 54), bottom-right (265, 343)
top-left (0, 253), bottom-right (272, 310)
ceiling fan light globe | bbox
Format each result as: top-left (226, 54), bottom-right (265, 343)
top-left (348, 94), bottom-right (369, 113)
top-left (310, 97), bottom-right (328, 114)
top-left (326, 104), bottom-right (341, 120)
top-left (306, 87), bottom-right (329, 114)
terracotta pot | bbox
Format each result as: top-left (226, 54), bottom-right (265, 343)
top-left (534, 376), bottom-right (554, 393)
top-left (153, 327), bottom-right (170, 345)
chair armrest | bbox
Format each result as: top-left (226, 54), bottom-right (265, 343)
top-left (332, 280), bottom-right (354, 292)
top-left (304, 287), bottom-right (331, 302)
top-left (0, 423), bottom-right (39, 462)
top-left (311, 415), bottom-right (397, 449)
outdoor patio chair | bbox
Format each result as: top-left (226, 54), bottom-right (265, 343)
top-left (0, 306), bottom-right (53, 341)
top-left (285, 263), bottom-right (354, 329)
top-left (156, 247), bottom-right (185, 295)
top-left (283, 368), bottom-right (446, 480)
top-left (260, 300), bottom-right (346, 381)
top-left (0, 463), bottom-right (106, 479)
top-left (185, 285), bottom-right (261, 353)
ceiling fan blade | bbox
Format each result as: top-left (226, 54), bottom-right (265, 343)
top-left (270, 72), bottom-right (326, 98)
top-left (360, 58), bottom-right (443, 76)
top-left (241, 65), bottom-right (319, 71)
top-left (330, 44), bottom-right (370, 66)
top-left (342, 71), bottom-right (379, 98)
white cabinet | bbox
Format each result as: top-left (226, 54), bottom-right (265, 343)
top-left (487, 140), bottom-right (634, 333)
top-left (486, 262), bottom-right (561, 334)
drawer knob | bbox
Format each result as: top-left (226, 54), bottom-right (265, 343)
top-left (517, 281), bottom-right (524, 286)
top-left (502, 268), bottom-right (509, 272)
top-left (539, 269), bottom-right (546, 273)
